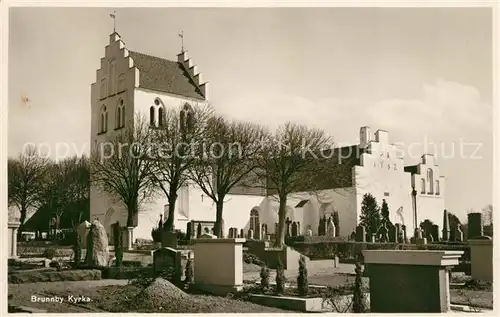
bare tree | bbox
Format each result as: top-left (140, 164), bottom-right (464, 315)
top-left (149, 103), bottom-right (213, 232)
top-left (482, 204), bottom-right (493, 226)
top-left (255, 122), bottom-right (338, 248)
top-left (8, 145), bottom-right (48, 237)
top-left (91, 114), bottom-right (158, 227)
top-left (189, 115), bottom-right (265, 237)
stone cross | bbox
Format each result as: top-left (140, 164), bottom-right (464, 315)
top-left (240, 228), bottom-right (245, 239)
top-left (247, 229), bottom-right (254, 239)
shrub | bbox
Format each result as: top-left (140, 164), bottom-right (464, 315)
top-left (184, 257), bottom-right (194, 288)
top-left (113, 222), bottom-right (123, 267)
top-left (297, 255), bottom-right (308, 296)
top-left (73, 233), bottom-right (81, 267)
top-left (275, 259), bottom-right (286, 295)
top-left (243, 252), bottom-right (259, 264)
top-left (151, 228), bottom-right (162, 243)
top-left (260, 266), bottom-right (270, 290)
top-left (352, 262), bottom-right (366, 313)
top-left (42, 247), bottom-right (57, 260)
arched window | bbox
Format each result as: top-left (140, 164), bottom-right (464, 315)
top-left (249, 209), bottom-right (260, 239)
top-left (158, 107), bottom-right (164, 127)
top-left (150, 106), bottom-right (156, 127)
top-left (100, 105), bottom-right (108, 133)
top-left (420, 178), bottom-right (425, 194)
top-left (117, 74), bottom-right (126, 92)
top-left (427, 168), bottom-right (434, 194)
top-left (120, 100), bottom-right (126, 128)
top-left (435, 180), bottom-right (440, 195)
top-left (100, 78), bottom-right (107, 99)
top-left (180, 103), bottom-right (194, 134)
top-left (109, 59), bottom-right (116, 95)
top-left (116, 99), bottom-right (125, 129)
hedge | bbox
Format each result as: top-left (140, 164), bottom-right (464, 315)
top-left (290, 241), bottom-right (470, 262)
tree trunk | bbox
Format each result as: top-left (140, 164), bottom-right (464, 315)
top-left (275, 195), bottom-right (288, 248)
top-left (126, 201), bottom-right (136, 227)
top-left (164, 191), bottom-right (178, 232)
top-left (214, 200), bottom-right (224, 238)
top-left (18, 205), bottom-right (27, 240)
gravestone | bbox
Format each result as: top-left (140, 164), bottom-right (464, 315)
top-left (431, 225), bottom-right (440, 242)
top-left (395, 223), bottom-right (403, 243)
top-left (326, 218), bottom-right (336, 237)
top-left (197, 223), bottom-right (202, 238)
top-left (247, 229), bottom-right (254, 239)
top-left (467, 213), bottom-right (483, 239)
top-left (161, 230), bottom-right (178, 248)
top-left (372, 233), bottom-right (377, 243)
top-left (85, 220), bottom-right (109, 267)
top-left (318, 216), bottom-right (327, 236)
top-left (153, 247), bottom-right (181, 283)
top-left (355, 225), bottom-right (366, 242)
top-left (388, 223), bottom-right (396, 242)
top-left (261, 224), bottom-right (268, 240)
top-left (77, 221), bottom-right (91, 249)
top-left (402, 225), bottom-right (408, 243)
top-left (442, 210), bottom-right (450, 241)
top-left (186, 222), bottom-right (192, 240)
top-left (297, 222), bottom-right (301, 236)
top-left (240, 229), bottom-right (245, 239)
top-left (427, 233), bottom-right (434, 243)
top-left (291, 222), bottom-right (298, 237)
top-left (364, 250), bottom-right (464, 312)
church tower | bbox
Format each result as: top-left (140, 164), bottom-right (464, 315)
top-left (90, 30), bottom-right (209, 242)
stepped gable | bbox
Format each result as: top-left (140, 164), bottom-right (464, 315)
top-left (128, 50), bottom-right (206, 100)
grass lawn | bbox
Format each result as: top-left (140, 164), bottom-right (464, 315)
top-left (8, 280), bottom-right (292, 313)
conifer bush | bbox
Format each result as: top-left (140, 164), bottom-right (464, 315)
top-left (260, 266), bottom-right (270, 290)
top-left (297, 255), bottom-right (309, 296)
top-left (352, 262), bottom-right (366, 313)
top-left (275, 259), bottom-right (286, 295)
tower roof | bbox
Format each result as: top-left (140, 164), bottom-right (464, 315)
top-left (128, 50), bottom-right (206, 100)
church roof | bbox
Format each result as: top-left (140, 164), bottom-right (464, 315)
top-left (128, 51), bottom-right (206, 100)
top-left (296, 200), bottom-right (309, 208)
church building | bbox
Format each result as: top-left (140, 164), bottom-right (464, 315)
top-left (90, 32), bottom-right (445, 243)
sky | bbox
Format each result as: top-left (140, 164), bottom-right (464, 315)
top-left (8, 7), bottom-right (493, 222)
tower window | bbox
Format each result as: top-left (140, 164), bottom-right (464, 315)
top-left (99, 105), bottom-right (108, 133)
top-left (427, 168), bottom-right (434, 194)
top-left (116, 99), bottom-right (125, 129)
top-left (420, 178), bottom-right (426, 194)
top-left (435, 180), bottom-right (440, 195)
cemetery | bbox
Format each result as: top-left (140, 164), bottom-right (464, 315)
top-left (7, 206), bottom-right (494, 313)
